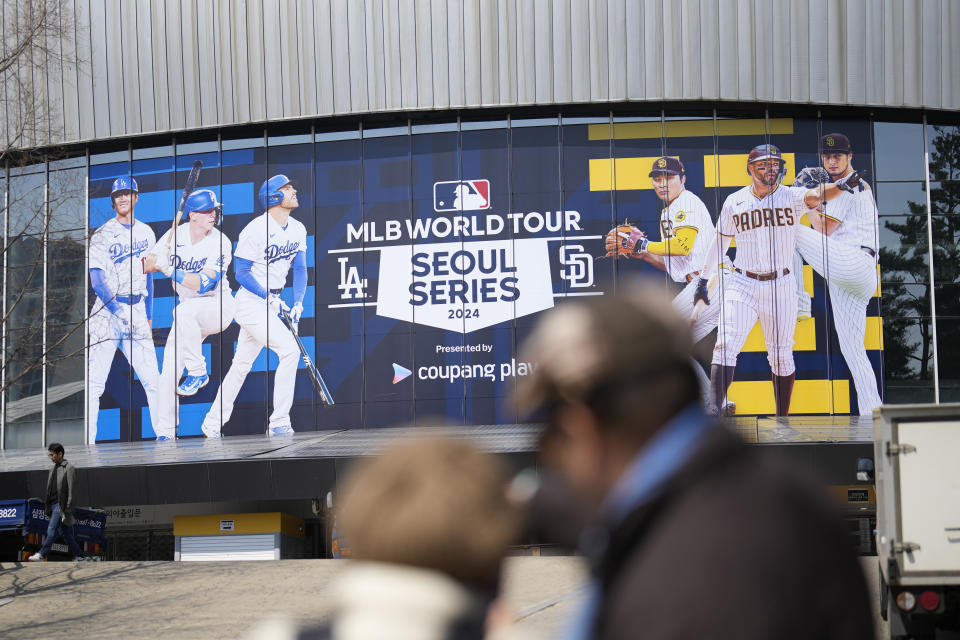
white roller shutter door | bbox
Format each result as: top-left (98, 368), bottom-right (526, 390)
top-left (179, 534), bottom-right (278, 561)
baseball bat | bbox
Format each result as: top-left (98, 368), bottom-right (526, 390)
top-left (173, 160), bottom-right (204, 234)
top-left (279, 308), bottom-right (335, 407)
top-left (144, 160), bottom-right (203, 274)
top-left (689, 273), bottom-right (719, 326)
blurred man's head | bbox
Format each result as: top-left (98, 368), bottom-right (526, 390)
top-left (338, 435), bottom-right (520, 589)
top-left (513, 282), bottom-right (699, 504)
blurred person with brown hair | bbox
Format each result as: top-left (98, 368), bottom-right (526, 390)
top-left (514, 281), bottom-right (873, 640)
top-left (249, 434), bottom-right (522, 640)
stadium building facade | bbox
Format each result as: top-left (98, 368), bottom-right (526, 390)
top-left (0, 0), bottom-right (958, 558)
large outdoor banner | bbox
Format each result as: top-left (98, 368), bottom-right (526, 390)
top-left (85, 115), bottom-right (884, 442)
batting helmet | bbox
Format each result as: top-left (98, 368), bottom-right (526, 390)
top-left (184, 189), bottom-right (222, 214)
top-left (111, 176), bottom-right (139, 195)
top-left (747, 144), bottom-right (787, 183)
top-left (258, 174), bottom-right (292, 210)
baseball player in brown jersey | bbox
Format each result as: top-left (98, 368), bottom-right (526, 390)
top-left (694, 144), bottom-right (866, 416)
top-left (792, 133), bottom-right (882, 415)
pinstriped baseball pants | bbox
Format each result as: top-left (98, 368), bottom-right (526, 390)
top-left (796, 226), bottom-right (882, 415)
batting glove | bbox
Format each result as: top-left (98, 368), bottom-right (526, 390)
top-left (693, 277), bottom-right (711, 306)
top-left (268, 294), bottom-right (290, 318)
top-left (289, 302), bottom-right (304, 325)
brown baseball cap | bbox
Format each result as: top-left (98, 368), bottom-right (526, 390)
top-left (648, 156), bottom-right (685, 177)
top-left (513, 280), bottom-right (694, 416)
top-left (821, 133), bottom-right (852, 153)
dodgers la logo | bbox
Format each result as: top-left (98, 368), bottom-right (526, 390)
top-left (433, 179), bottom-right (490, 213)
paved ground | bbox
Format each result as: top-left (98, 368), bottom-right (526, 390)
top-left (0, 557), bottom-right (588, 639)
top-left (0, 556), bottom-right (883, 639)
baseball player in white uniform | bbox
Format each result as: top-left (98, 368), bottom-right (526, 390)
top-left (87, 177), bottom-right (161, 443)
top-left (792, 133), bottom-right (882, 415)
top-left (143, 189), bottom-right (236, 440)
top-left (695, 144), bottom-right (866, 416)
top-left (631, 156), bottom-right (733, 413)
top-left (200, 175), bottom-right (308, 437)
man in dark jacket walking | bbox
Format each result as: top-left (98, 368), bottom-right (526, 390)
top-left (28, 443), bottom-right (86, 562)
top-left (513, 282), bottom-right (874, 640)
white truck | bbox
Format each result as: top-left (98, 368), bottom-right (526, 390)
top-left (874, 404), bottom-right (960, 639)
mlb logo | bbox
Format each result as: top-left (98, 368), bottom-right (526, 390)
top-left (433, 179), bottom-right (491, 213)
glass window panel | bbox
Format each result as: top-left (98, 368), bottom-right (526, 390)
top-left (4, 328), bottom-right (44, 401)
top-left (6, 255), bottom-right (44, 333)
top-left (90, 150), bottom-right (130, 165)
top-left (511, 116), bottom-right (561, 128)
top-left (48, 167), bottom-right (87, 232)
top-left (559, 116), bottom-right (609, 125)
top-left (268, 133), bottom-right (313, 145)
top-left (460, 119), bottom-right (508, 131)
top-left (10, 162), bottom-right (44, 177)
top-left (882, 317), bottom-right (935, 382)
top-left (929, 181), bottom-right (960, 215)
top-left (883, 384), bottom-right (935, 405)
top-left (935, 318), bottom-right (960, 388)
top-left (932, 215), bottom-right (960, 284)
top-left (4, 415), bottom-right (42, 449)
top-left (881, 282), bottom-right (928, 317)
top-left (363, 124), bottom-right (409, 138)
top-left (934, 284), bottom-right (960, 317)
top-left (878, 215), bottom-right (928, 283)
top-left (47, 326), bottom-right (86, 387)
top-left (132, 145), bottom-right (174, 160)
top-left (176, 140), bottom-right (218, 155)
top-left (46, 349), bottom-right (85, 446)
top-left (940, 386), bottom-right (960, 402)
top-left (46, 417), bottom-right (84, 446)
top-left (9, 171), bottom-right (46, 236)
top-left (49, 155), bottom-right (86, 170)
top-left (46, 237), bottom-right (87, 326)
top-left (925, 124), bottom-right (960, 182)
top-left (315, 128), bottom-right (361, 141)
top-left (222, 135), bottom-right (266, 149)
top-left (873, 122), bottom-right (925, 181)
top-left (874, 181), bottom-right (930, 215)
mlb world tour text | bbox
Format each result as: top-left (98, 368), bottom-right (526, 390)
top-left (345, 210), bottom-right (584, 307)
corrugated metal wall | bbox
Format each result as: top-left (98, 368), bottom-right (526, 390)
top-left (3, 0), bottom-right (959, 150)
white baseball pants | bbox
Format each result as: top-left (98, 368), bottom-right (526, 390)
top-left (713, 270), bottom-right (798, 376)
top-left (796, 226), bottom-right (882, 414)
top-left (202, 289), bottom-right (300, 433)
top-left (154, 294), bottom-right (236, 439)
top-left (87, 302), bottom-right (160, 444)
top-left (673, 276), bottom-right (722, 345)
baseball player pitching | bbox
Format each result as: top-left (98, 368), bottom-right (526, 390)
top-left (87, 177), bottom-right (160, 443)
top-left (695, 144), bottom-right (866, 416)
top-left (143, 189), bottom-right (236, 440)
top-left (792, 133), bottom-right (882, 415)
top-left (605, 156), bottom-right (733, 414)
top-left (200, 175), bottom-right (308, 438)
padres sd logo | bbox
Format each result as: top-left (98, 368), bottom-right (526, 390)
top-left (675, 211), bottom-right (686, 222)
top-left (825, 136), bottom-right (835, 147)
top-left (657, 158), bottom-right (667, 169)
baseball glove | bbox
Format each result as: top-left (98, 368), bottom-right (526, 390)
top-left (604, 223), bottom-right (647, 258)
top-left (793, 166), bottom-right (831, 189)
top-left (836, 169), bottom-right (868, 194)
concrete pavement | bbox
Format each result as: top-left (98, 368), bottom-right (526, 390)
top-left (0, 556), bottom-right (884, 639)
